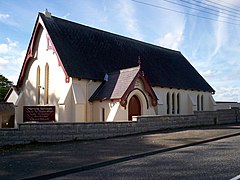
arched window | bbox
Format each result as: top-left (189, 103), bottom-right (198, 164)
top-left (172, 93), bottom-right (175, 114)
top-left (166, 93), bottom-right (170, 114)
top-left (177, 93), bottom-right (180, 114)
top-left (44, 63), bottom-right (49, 104)
top-left (36, 66), bottom-right (40, 104)
top-left (197, 95), bottom-right (200, 111)
top-left (201, 95), bottom-right (204, 111)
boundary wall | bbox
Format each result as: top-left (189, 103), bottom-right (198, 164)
top-left (0, 109), bottom-right (239, 146)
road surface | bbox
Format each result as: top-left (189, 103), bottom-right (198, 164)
top-left (53, 135), bottom-right (240, 180)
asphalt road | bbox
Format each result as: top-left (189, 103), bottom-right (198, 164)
top-left (54, 135), bottom-right (240, 180)
top-left (1, 124), bottom-right (240, 180)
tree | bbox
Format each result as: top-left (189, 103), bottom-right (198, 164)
top-left (0, 74), bottom-right (13, 102)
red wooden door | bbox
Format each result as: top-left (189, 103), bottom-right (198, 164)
top-left (128, 95), bottom-right (141, 120)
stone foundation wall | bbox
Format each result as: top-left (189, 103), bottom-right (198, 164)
top-left (0, 109), bottom-right (239, 146)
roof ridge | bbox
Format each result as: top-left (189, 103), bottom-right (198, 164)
top-left (107, 65), bottom-right (140, 76)
top-left (120, 66), bottom-right (140, 72)
top-left (38, 12), bottom-right (214, 93)
top-left (39, 12), bottom-right (181, 54)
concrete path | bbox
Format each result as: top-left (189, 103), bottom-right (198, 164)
top-left (0, 123), bottom-right (240, 180)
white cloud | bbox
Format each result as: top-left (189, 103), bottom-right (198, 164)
top-left (214, 87), bottom-right (240, 102)
top-left (7, 38), bottom-right (18, 47)
top-left (156, 31), bottom-right (184, 50)
top-left (0, 38), bottom-right (25, 84)
top-left (210, 11), bottom-right (227, 59)
top-left (0, 38), bottom-right (18, 54)
top-left (0, 57), bottom-right (9, 65)
top-left (0, 12), bottom-right (19, 27)
top-left (0, 57), bottom-right (9, 72)
top-left (62, 13), bottom-right (70, 19)
top-left (218, 0), bottom-right (240, 7)
top-left (0, 13), bottom-right (10, 21)
top-left (5, 49), bottom-right (26, 83)
top-left (117, 0), bottom-right (143, 41)
top-left (200, 70), bottom-right (216, 78)
top-left (147, 0), bottom-right (186, 50)
top-left (15, 50), bottom-right (26, 65)
top-left (0, 43), bottom-right (8, 53)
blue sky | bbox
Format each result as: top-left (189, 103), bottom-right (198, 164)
top-left (0, 0), bottom-right (240, 102)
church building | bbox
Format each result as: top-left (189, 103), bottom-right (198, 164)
top-left (7, 11), bottom-right (216, 124)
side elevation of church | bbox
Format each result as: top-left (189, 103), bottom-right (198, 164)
top-left (7, 11), bottom-right (216, 124)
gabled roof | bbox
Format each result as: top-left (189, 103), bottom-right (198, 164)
top-left (89, 65), bottom-right (158, 107)
top-left (22, 12), bottom-right (214, 93)
top-left (90, 66), bottom-right (140, 101)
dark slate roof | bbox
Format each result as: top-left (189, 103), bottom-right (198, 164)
top-left (0, 103), bottom-right (14, 113)
top-left (89, 66), bottom-right (140, 101)
top-left (39, 13), bottom-right (215, 92)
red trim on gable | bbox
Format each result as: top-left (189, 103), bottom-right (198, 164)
top-left (17, 21), bottom-right (41, 88)
top-left (46, 35), bottom-right (54, 51)
top-left (120, 67), bottom-right (158, 107)
top-left (17, 16), bottom-right (70, 88)
top-left (46, 34), bottom-right (70, 83)
top-left (140, 71), bottom-right (158, 107)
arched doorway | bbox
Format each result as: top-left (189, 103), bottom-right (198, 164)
top-left (128, 95), bottom-right (141, 120)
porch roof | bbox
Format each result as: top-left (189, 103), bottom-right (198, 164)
top-left (89, 65), bottom-right (158, 107)
top-left (89, 66), bottom-right (140, 101)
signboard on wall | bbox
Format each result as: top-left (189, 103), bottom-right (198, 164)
top-left (23, 106), bottom-right (55, 122)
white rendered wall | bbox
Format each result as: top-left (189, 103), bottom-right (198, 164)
top-left (6, 90), bottom-right (18, 105)
top-left (153, 87), bottom-right (215, 115)
top-left (15, 17), bottom-right (216, 123)
top-left (16, 19), bottom-right (72, 123)
top-left (91, 77), bottom-right (156, 122)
